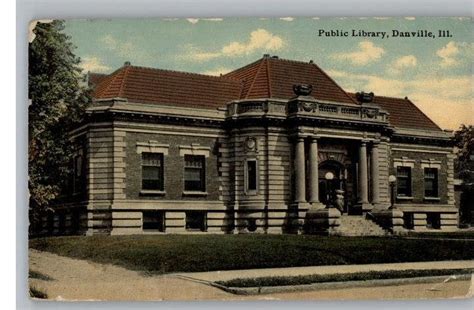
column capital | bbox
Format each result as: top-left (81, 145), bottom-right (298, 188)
top-left (309, 135), bottom-right (320, 142)
top-left (360, 140), bottom-right (369, 146)
top-left (372, 140), bottom-right (381, 147)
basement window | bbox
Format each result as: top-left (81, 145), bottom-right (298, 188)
top-left (426, 213), bottom-right (441, 230)
top-left (403, 213), bottom-right (414, 230)
top-left (185, 211), bottom-right (207, 231)
top-left (142, 211), bottom-right (165, 232)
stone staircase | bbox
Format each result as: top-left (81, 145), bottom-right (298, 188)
top-left (338, 215), bottom-right (389, 236)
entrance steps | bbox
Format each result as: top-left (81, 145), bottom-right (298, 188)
top-left (338, 215), bottom-right (389, 236)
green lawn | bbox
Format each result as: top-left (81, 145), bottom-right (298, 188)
top-left (217, 268), bottom-right (474, 288)
top-left (407, 230), bottom-right (474, 239)
top-left (29, 235), bottom-right (474, 275)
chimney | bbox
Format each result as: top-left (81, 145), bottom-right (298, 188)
top-left (124, 61), bottom-right (131, 66)
top-left (263, 54), bottom-right (270, 58)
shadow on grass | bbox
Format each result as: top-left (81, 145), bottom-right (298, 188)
top-left (29, 235), bottom-right (474, 275)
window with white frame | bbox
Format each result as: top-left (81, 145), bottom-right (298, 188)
top-left (141, 152), bottom-right (164, 191)
top-left (424, 168), bottom-right (439, 197)
top-left (184, 155), bottom-right (206, 192)
top-left (396, 166), bottom-right (412, 197)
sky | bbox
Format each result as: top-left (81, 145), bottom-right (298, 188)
top-left (64, 17), bottom-right (472, 130)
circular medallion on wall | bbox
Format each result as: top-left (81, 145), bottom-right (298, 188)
top-left (244, 137), bottom-right (257, 152)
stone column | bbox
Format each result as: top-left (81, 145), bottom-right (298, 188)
top-left (294, 137), bottom-right (306, 203)
top-left (358, 141), bottom-right (369, 205)
top-left (309, 137), bottom-right (323, 207)
top-left (371, 142), bottom-right (380, 205)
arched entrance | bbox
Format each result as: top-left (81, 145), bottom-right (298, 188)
top-left (318, 160), bottom-right (347, 212)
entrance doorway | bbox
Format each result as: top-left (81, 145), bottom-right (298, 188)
top-left (318, 160), bottom-right (347, 212)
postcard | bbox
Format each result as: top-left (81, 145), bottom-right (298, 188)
top-left (27, 17), bottom-right (473, 301)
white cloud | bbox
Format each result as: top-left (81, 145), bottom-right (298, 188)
top-left (80, 57), bottom-right (111, 73)
top-left (387, 55), bottom-right (417, 74)
top-left (202, 67), bottom-right (231, 76)
top-left (331, 41), bottom-right (385, 66)
top-left (436, 41), bottom-right (460, 67)
top-left (101, 34), bottom-right (117, 49)
top-left (186, 18), bottom-right (199, 24)
top-left (99, 35), bottom-right (152, 62)
top-left (184, 29), bottom-right (284, 61)
top-left (326, 70), bottom-right (472, 129)
top-left (202, 18), bottom-right (223, 21)
top-left (280, 17), bottom-right (294, 22)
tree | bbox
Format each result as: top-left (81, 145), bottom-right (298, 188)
top-left (454, 124), bottom-right (473, 226)
top-left (28, 20), bottom-right (90, 225)
top-left (454, 124), bottom-right (473, 181)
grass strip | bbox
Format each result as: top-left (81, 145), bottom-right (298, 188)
top-left (217, 268), bottom-right (474, 288)
top-left (29, 235), bottom-right (474, 275)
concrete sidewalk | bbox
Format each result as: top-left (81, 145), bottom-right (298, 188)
top-left (175, 260), bottom-right (474, 282)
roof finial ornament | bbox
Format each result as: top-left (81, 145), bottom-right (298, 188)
top-left (124, 61), bottom-right (131, 66)
top-left (293, 84), bottom-right (313, 96)
top-left (356, 91), bottom-right (374, 103)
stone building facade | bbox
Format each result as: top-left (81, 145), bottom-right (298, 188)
top-left (38, 55), bottom-right (457, 235)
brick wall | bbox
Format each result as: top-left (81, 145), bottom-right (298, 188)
top-left (390, 150), bottom-right (449, 204)
top-left (124, 131), bottom-right (220, 201)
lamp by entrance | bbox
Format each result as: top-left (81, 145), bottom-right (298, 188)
top-left (318, 160), bottom-right (347, 213)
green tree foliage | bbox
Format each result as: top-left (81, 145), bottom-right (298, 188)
top-left (28, 20), bottom-right (90, 216)
top-left (454, 124), bottom-right (473, 183)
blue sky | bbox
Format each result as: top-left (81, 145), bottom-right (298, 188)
top-left (64, 17), bottom-right (472, 129)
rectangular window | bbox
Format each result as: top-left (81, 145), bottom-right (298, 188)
top-left (403, 213), bottom-right (414, 230)
top-left (424, 168), bottom-right (438, 197)
top-left (185, 211), bottom-right (207, 231)
top-left (426, 213), bottom-right (441, 229)
top-left (73, 155), bottom-right (84, 193)
top-left (142, 211), bottom-right (165, 232)
top-left (247, 160), bottom-right (258, 191)
top-left (142, 153), bottom-right (164, 190)
top-left (184, 155), bottom-right (205, 192)
top-left (396, 166), bottom-right (412, 197)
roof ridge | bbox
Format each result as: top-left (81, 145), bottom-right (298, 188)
top-left (245, 58), bottom-right (268, 99)
top-left (222, 58), bottom-right (264, 77)
top-left (117, 65), bottom-right (130, 98)
top-left (404, 97), bottom-right (442, 130)
top-left (126, 65), bottom-right (240, 82)
top-left (311, 63), bottom-right (359, 104)
top-left (265, 57), bottom-right (272, 98)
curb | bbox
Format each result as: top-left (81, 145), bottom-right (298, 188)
top-left (212, 274), bottom-right (472, 295)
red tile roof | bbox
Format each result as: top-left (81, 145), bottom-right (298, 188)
top-left (224, 57), bottom-right (357, 104)
top-left (349, 93), bottom-right (442, 131)
top-left (92, 65), bottom-right (242, 109)
top-left (87, 73), bottom-right (108, 87)
top-left (90, 57), bottom-right (442, 131)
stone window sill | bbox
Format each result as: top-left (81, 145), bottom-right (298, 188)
top-left (424, 197), bottom-right (441, 201)
top-left (182, 191), bottom-right (208, 197)
top-left (140, 190), bottom-right (166, 196)
top-left (396, 196), bottom-right (413, 200)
